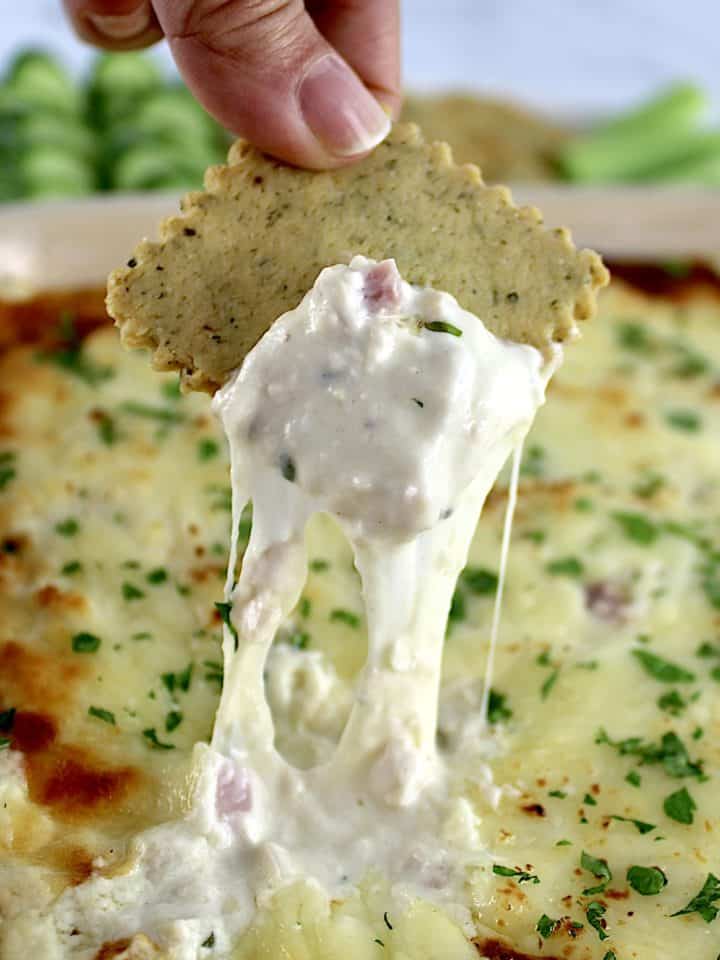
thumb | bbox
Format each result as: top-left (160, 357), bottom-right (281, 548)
top-left (154, 0), bottom-right (392, 169)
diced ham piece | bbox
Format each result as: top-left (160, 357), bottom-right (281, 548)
top-left (216, 758), bottom-right (252, 816)
top-left (363, 260), bottom-right (402, 309)
top-left (584, 579), bottom-right (632, 624)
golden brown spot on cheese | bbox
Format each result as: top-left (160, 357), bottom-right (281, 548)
top-left (0, 288), bottom-right (108, 353)
top-left (0, 640), bottom-right (87, 712)
top-left (94, 939), bottom-right (133, 960)
top-left (474, 938), bottom-right (563, 960)
top-left (520, 802), bottom-right (546, 817)
top-left (24, 743), bottom-right (140, 819)
top-left (624, 411), bottom-right (646, 428)
top-left (36, 583), bottom-right (87, 611)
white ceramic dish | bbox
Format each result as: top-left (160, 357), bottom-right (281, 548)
top-left (1, 185), bottom-right (719, 299)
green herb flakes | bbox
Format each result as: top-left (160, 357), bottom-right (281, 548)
top-left (626, 770), bottom-right (642, 788)
top-left (0, 451), bottom-right (17, 490)
top-left (596, 728), bottom-right (705, 780)
top-left (203, 660), bottom-right (224, 689)
top-left (487, 689), bottom-right (512, 724)
top-left (546, 556), bottom-right (584, 577)
top-left (447, 588), bottom-right (466, 626)
top-left (613, 511), bottom-right (659, 544)
top-left (617, 320), bottom-right (653, 352)
top-left (610, 815), bottom-right (655, 834)
top-left (627, 865), bottom-right (667, 896)
top-left (632, 649), bottom-right (695, 683)
top-left (658, 689), bottom-right (688, 715)
top-left (586, 900), bottom-right (609, 940)
top-left (287, 629), bottom-right (310, 650)
top-left (279, 454), bottom-right (296, 482)
top-left (583, 792), bottom-right (597, 806)
top-left (165, 710), bottom-right (183, 732)
top-left (88, 705), bottom-right (115, 725)
top-left (423, 319), bottom-right (462, 337)
top-left (298, 596), bottom-right (312, 619)
top-left (198, 438), bottom-right (220, 461)
top-left (581, 851), bottom-right (612, 895)
top-left (72, 632), bottom-right (101, 653)
top-left (541, 667), bottom-right (560, 700)
top-left (671, 873), bottom-right (720, 923)
top-left (633, 470), bottom-right (665, 499)
top-left (36, 323), bottom-right (114, 386)
top-left (492, 864), bottom-right (539, 884)
top-left (215, 600), bottom-right (239, 650)
top-left (120, 401), bottom-right (185, 424)
top-left (549, 790), bottom-right (567, 799)
top-left (536, 914), bottom-right (559, 939)
top-left (665, 409), bottom-right (701, 432)
top-left (146, 567), bottom-right (168, 585)
top-left (521, 444), bottom-right (545, 478)
top-left (330, 608), bottom-right (360, 628)
top-left (122, 582), bottom-right (145, 601)
top-left (142, 727), bottom-right (175, 750)
top-left (162, 663), bottom-right (193, 695)
top-left (310, 558), bottom-right (329, 573)
top-left (461, 566), bottom-right (498, 594)
top-left (61, 560), bottom-right (83, 576)
top-left (664, 786), bottom-right (696, 824)
top-left (55, 517), bottom-right (79, 537)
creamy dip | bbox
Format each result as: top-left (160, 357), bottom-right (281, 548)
top-left (54, 257), bottom-right (556, 957)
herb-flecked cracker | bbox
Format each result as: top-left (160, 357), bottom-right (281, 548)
top-left (107, 123), bottom-right (608, 393)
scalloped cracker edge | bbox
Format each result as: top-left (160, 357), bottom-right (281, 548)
top-left (107, 123), bottom-right (608, 393)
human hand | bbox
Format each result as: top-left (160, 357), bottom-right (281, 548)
top-left (63, 0), bottom-right (400, 169)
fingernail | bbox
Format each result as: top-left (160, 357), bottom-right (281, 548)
top-left (87, 3), bottom-right (151, 40)
top-left (299, 54), bottom-right (391, 158)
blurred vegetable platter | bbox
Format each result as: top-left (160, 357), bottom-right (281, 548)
top-left (0, 50), bottom-right (231, 202)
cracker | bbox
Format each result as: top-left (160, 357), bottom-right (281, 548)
top-left (107, 123), bottom-right (608, 393)
top-left (401, 94), bottom-right (568, 182)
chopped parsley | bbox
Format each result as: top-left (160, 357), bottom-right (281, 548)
top-left (146, 567), bottom-right (168, 585)
top-left (632, 649), bottom-right (695, 683)
top-left (546, 556), bottom-right (584, 577)
top-left (595, 728), bottom-right (705, 780)
top-left (287, 629), bottom-right (310, 650)
top-left (574, 497), bottom-right (594, 512)
top-left (613, 511), bottom-right (659, 544)
top-left (198, 438), bottom-right (220, 461)
top-left (0, 451), bottom-right (17, 490)
top-left (279, 453), bottom-right (296, 482)
top-left (541, 667), bottom-right (560, 700)
top-left (492, 864), bottom-right (539, 884)
top-left (422, 320), bottom-right (462, 337)
top-left (120, 401), bottom-right (185, 424)
top-left (162, 663), bottom-right (193, 695)
top-left (72, 632), bottom-right (101, 653)
top-left (165, 710), bottom-right (183, 732)
top-left (487, 689), bottom-right (512, 724)
top-left (610, 814), bottom-right (655, 834)
top-left (633, 470), bottom-right (665, 499)
top-left (521, 444), bottom-right (545, 477)
top-left (330, 608), bottom-right (360, 628)
top-left (447, 588), bottom-right (466, 626)
top-left (122, 581), bottom-right (145, 601)
top-left (627, 865), bottom-right (667, 896)
top-left (94, 410), bottom-right (117, 446)
top-left (580, 851), bottom-right (611, 895)
top-left (36, 315), bottom-right (114, 386)
top-left (602, 952), bottom-right (617, 960)
top-left (583, 792), bottom-right (597, 806)
top-left (61, 560), bottom-right (83, 576)
top-left (658, 689), bottom-right (688, 715)
top-left (298, 596), bottom-right (312, 618)
top-left (536, 914), bottom-right (560, 939)
top-left (201, 931), bottom-right (215, 948)
top-left (461, 566), bottom-right (498, 595)
top-left (310, 558), bottom-right (329, 572)
top-left (161, 378), bottom-right (182, 401)
top-left (626, 770), bottom-right (642, 788)
top-left (55, 517), bottom-right (79, 537)
top-left (238, 504), bottom-right (252, 544)
top-left (665, 408), bottom-right (701, 432)
top-left (671, 873), bottom-right (720, 923)
top-left (203, 660), bottom-right (224, 689)
top-left (383, 912), bottom-right (393, 930)
top-left (617, 320), bottom-right (652, 352)
top-left (586, 900), bottom-right (609, 940)
top-left (549, 790), bottom-right (567, 799)
top-left (142, 727), bottom-right (175, 750)
top-left (88, 705), bottom-right (115, 725)
top-left (215, 600), bottom-right (239, 650)
top-left (663, 786), bottom-right (696, 824)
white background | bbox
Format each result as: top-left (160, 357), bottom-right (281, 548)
top-left (2, 0), bottom-right (719, 114)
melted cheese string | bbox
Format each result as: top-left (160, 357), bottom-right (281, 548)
top-left (479, 441), bottom-right (524, 726)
